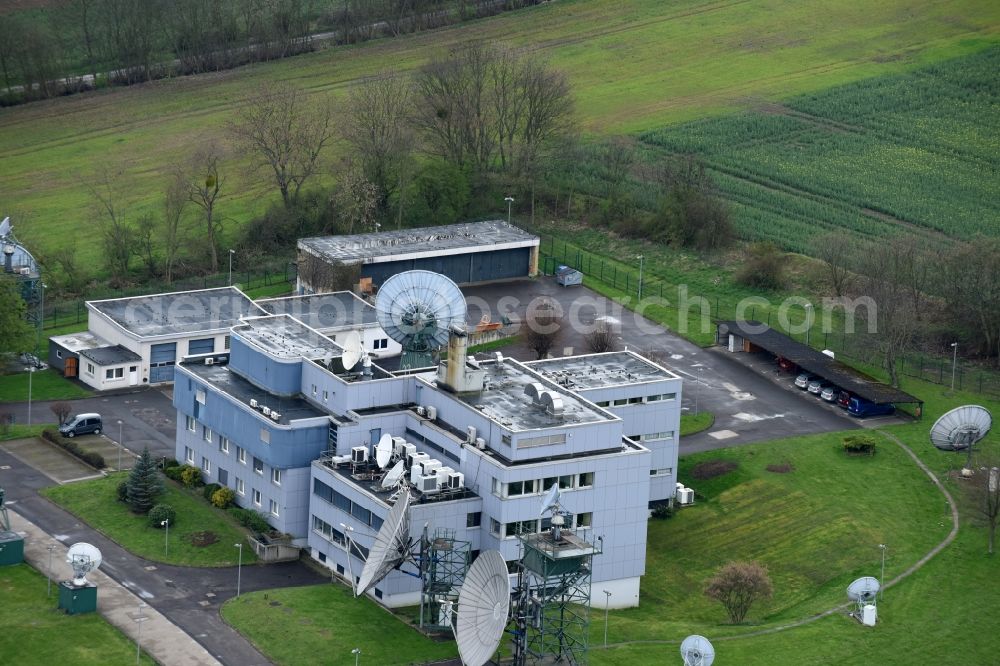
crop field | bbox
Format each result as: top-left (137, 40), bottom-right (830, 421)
top-left (1, 0), bottom-right (997, 267)
top-left (640, 47), bottom-right (1000, 253)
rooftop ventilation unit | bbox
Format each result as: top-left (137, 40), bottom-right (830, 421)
top-left (435, 466), bottom-right (454, 484)
top-left (351, 446), bottom-right (368, 464)
top-left (539, 391), bottom-right (564, 416)
top-left (409, 451), bottom-right (430, 473)
top-left (330, 454), bottom-right (352, 465)
top-left (676, 487), bottom-right (694, 505)
top-left (402, 443), bottom-right (417, 464)
top-left (524, 382), bottom-right (545, 402)
top-left (204, 357), bottom-right (215, 365)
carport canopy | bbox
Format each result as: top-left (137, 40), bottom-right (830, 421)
top-left (716, 321), bottom-right (923, 406)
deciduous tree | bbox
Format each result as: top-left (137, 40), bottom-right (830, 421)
top-left (523, 298), bottom-right (563, 360)
top-left (0, 277), bottom-right (34, 354)
top-left (181, 144), bottom-right (225, 272)
top-left (964, 461), bottom-right (1000, 555)
top-left (812, 231), bottom-right (855, 297)
top-left (704, 560), bottom-right (773, 624)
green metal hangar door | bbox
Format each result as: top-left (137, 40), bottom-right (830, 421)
top-left (296, 221), bottom-right (540, 293)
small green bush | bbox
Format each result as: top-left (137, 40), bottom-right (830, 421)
top-left (230, 507), bottom-right (271, 533)
top-left (203, 483), bottom-right (222, 501)
top-left (211, 486), bottom-right (236, 509)
top-left (163, 465), bottom-right (184, 482)
top-left (162, 458), bottom-right (179, 469)
top-left (179, 465), bottom-right (204, 488)
top-left (148, 504), bottom-right (176, 528)
top-left (843, 433), bottom-right (878, 456)
top-left (116, 480), bottom-right (128, 502)
top-left (652, 504), bottom-right (674, 520)
top-left (41, 428), bottom-right (106, 469)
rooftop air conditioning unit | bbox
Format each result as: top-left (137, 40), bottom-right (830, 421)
top-left (677, 488), bottom-right (694, 505)
top-left (466, 426), bottom-right (477, 443)
top-left (392, 437), bottom-right (407, 457)
top-left (351, 446), bottom-right (368, 464)
top-left (419, 475), bottom-right (440, 494)
top-left (270, 411), bottom-right (280, 421)
top-left (426, 406), bottom-right (437, 420)
top-left (408, 451), bottom-right (429, 470)
top-left (421, 459), bottom-right (442, 476)
top-left (411, 465), bottom-right (423, 484)
top-left (262, 406), bottom-right (272, 417)
top-left (434, 466), bottom-right (454, 484)
top-left (331, 454), bottom-right (352, 465)
top-left (204, 357), bottom-right (215, 365)
top-left (416, 406), bottom-right (426, 417)
top-left (447, 472), bottom-right (465, 489)
top-left (250, 399), bottom-right (259, 409)
top-left (475, 437), bottom-right (487, 450)
top-left (402, 443), bottom-right (417, 464)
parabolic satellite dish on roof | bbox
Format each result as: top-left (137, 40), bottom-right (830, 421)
top-left (455, 550), bottom-right (511, 666)
top-left (381, 460), bottom-right (405, 490)
top-left (375, 270), bottom-right (466, 370)
top-left (66, 542), bottom-right (103, 586)
top-left (342, 330), bottom-right (364, 371)
top-left (375, 433), bottom-right (393, 469)
top-left (355, 491), bottom-right (413, 597)
top-left (680, 634), bottom-right (715, 666)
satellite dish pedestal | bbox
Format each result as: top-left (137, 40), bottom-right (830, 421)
top-left (0, 486), bottom-right (25, 566)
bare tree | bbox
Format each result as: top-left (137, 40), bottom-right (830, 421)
top-left (162, 175), bottom-right (188, 285)
top-left (584, 320), bottom-right (617, 353)
top-left (229, 82), bottom-right (334, 207)
top-left (813, 231), bottom-right (854, 297)
top-left (0, 411), bottom-right (12, 436)
top-left (523, 298), bottom-right (563, 360)
top-left (181, 144), bottom-right (225, 272)
top-left (334, 165), bottom-right (380, 235)
top-left (50, 401), bottom-right (73, 425)
top-left (704, 560), bottom-right (773, 624)
top-left (134, 212), bottom-right (159, 278)
top-left (939, 237), bottom-right (1000, 363)
top-left (84, 166), bottom-right (134, 286)
top-left (963, 459), bottom-right (1000, 555)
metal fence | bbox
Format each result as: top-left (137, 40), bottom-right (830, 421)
top-left (539, 234), bottom-right (1000, 398)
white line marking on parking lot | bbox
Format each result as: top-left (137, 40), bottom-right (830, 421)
top-left (708, 430), bottom-right (739, 440)
top-left (733, 412), bottom-right (786, 422)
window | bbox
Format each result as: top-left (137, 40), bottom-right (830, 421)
top-left (237, 447), bottom-right (246, 464)
top-left (646, 393), bottom-right (676, 403)
top-left (505, 479), bottom-right (538, 497)
top-left (650, 467), bottom-right (674, 477)
top-left (612, 398), bottom-right (628, 407)
top-left (594, 400), bottom-right (610, 407)
top-left (260, 428), bottom-right (270, 444)
top-left (490, 518), bottom-right (502, 537)
top-left (105, 368), bottom-right (112, 379)
top-left (56, 349), bottom-right (63, 359)
top-left (269, 499), bottom-right (279, 516)
top-left (218, 468), bottom-right (228, 485)
top-left (323, 390), bottom-right (329, 402)
top-left (219, 436), bottom-right (229, 454)
top-left (628, 396), bottom-right (643, 404)
top-left (196, 389), bottom-right (206, 405)
top-left (578, 472), bottom-right (594, 488)
top-left (186, 416), bottom-right (196, 432)
top-left (314, 479), bottom-right (334, 504)
top-left (130, 365), bottom-right (137, 372)
top-left (106, 367), bottom-right (124, 380)
top-left (224, 335), bottom-right (231, 350)
top-left (201, 457), bottom-right (211, 474)
top-left (271, 468), bottom-right (281, 486)
top-left (86, 363), bottom-right (94, 375)
top-left (236, 477), bottom-right (245, 495)
top-left (203, 425), bottom-right (212, 442)
top-left (252, 489), bottom-right (261, 506)
top-left (501, 434), bottom-right (512, 446)
top-left (311, 384), bottom-right (317, 397)
top-left (492, 478), bottom-right (501, 496)
top-left (253, 457), bottom-right (263, 475)
top-left (373, 338), bottom-right (389, 350)
top-left (576, 512), bottom-right (593, 528)
top-left (467, 512), bottom-right (482, 528)
top-left (505, 520), bottom-right (538, 538)
top-left (184, 446), bottom-right (194, 463)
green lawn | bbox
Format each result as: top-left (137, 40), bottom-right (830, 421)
top-left (0, 564), bottom-right (156, 665)
top-left (0, 424), bottom-right (50, 442)
top-left (679, 412), bottom-right (714, 437)
top-left (2, 0), bottom-right (997, 268)
top-left (42, 473), bottom-right (259, 567)
top-left (0, 369), bottom-right (91, 402)
top-left (221, 583), bottom-right (459, 666)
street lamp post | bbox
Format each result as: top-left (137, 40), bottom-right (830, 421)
top-left (228, 249), bottom-right (235, 287)
top-left (636, 255), bottom-right (644, 302)
top-left (950, 342), bottom-right (958, 393)
top-left (352, 647), bottom-right (361, 666)
top-left (46, 544), bottom-right (56, 597)
top-left (804, 303), bottom-right (813, 348)
top-left (26, 366), bottom-right (34, 426)
top-left (878, 544), bottom-right (887, 600)
top-left (161, 520), bottom-right (169, 557)
top-left (135, 602), bottom-right (147, 665)
top-left (504, 196), bottom-right (514, 225)
top-left (603, 590), bottom-right (611, 647)
top-left (117, 419), bottom-right (124, 470)
top-left (234, 543), bottom-right (243, 598)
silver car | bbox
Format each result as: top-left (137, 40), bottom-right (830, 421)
top-left (794, 373), bottom-right (815, 389)
top-left (820, 386), bottom-right (838, 402)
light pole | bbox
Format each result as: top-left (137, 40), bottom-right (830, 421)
top-left (804, 303), bottom-right (813, 347)
top-left (352, 647), bottom-right (361, 666)
top-left (135, 601), bottom-right (147, 665)
top-left (504, 196), bottom-right (514, 225)
top-left (234, 543), bottom-right (243, 597)
top-left (228, 249), bottom-right (235, 287)
top-left (161, 520), bottom-right (169, 557)
top-left (46, 544), bottom-right (56, 597)
top-left (117, 419), bottom-right (124, 470)
top-left (950, 342), bottom-right (958, 393)
top-left (636, 255), bottom-right (644, 302)
top-left (26, 366), bottom-right (34, 426)
top-left (603, 590), bottom-right (611, 647)
top-left (878, 544), bottom-right (887, 599)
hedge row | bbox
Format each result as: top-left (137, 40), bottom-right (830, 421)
top-left (41, 429), bottom-right (106, 469)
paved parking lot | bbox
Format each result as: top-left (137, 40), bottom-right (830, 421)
top-left (0, 437), bottom-right (102, 483)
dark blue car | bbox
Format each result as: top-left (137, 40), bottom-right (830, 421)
top-left (847, 397), bottom-right (895, 418)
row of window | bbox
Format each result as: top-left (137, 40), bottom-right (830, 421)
top-left (186, 414), bottom-right (270, 446)
top-left (492, 472), bottom-right (594, 499)
top-left (650, 468), bottom-right (674, 477)
top-left (184, 423), bottom-right (281, 486)
top-left (594, 392), bottom-right (676, 408)
top-left (311, 516), bottom-right (370, 560)
top-left (489, 513), bottom-right (593, 538)
top-left (627, 431), bottom-right (675, 442)
top-left (182, 448), bottom-right (280, 517)
top-left (313, 479), bottom-right (385, 531)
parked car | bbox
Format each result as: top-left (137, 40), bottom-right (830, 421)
top-left (794, 373), bottom-right (816, 389)
top-left (847, 398), bottom-right (895, 418)
top-left (777, 357), bottom-right (796, 372)
top-left (837, 391), bottom-right (853, 409)
top-left (807, 379), bottom-right (832, 395)
top-left (820, 386), bottom-right (839, 402)
top-left (59, 413), bottom-right (103, 438)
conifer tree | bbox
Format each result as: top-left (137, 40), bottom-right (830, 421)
top-left (126, 448), bottom-right (163, 514)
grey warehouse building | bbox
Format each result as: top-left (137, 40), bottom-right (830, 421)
top-left (296, 220), bottom-right (540, 293)
top-left (173, 306), bottom-right (680, 611)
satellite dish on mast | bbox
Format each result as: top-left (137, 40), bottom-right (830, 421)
top-left (680, 635), bottom-right (715, 666)
top-left (455, 550), bottom-right (511, 666)
top-left (375, 433), bottom-right (393, 469)
top-left (930, 405), bottom-right (992, 469)
top-left (66, 542), bottom-right (103, 586)
top-left (356, 491), bottom-right (414, 597)
top-left (342, 330), bottom-right (364, 371)
top-left (375, 270), bottom-right (466, 370)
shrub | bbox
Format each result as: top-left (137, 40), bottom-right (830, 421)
top-left (735, 242), bottom-right (786, 290)
top-left (203, 483), bottom-right (222, 501)
top-left (230, 507), bottom-right (271, 533)
top-left (163, 465), bottom-right (185, 482)
top-left (40, 428), bottom-right (106, 469)
top-left (162, 458), bottom-right (179, 470)
top-left (843, 433), bottom-right (878, 456)
top-left (148, 504), bottom-right (177, 528)
top-left (652, 504), bottom-right (674, 520)
top-left (116, 480), bottom-right (129, 502)
top-left (211, 486), bottom-right (236, 509)
top-left (179, 465), bottom-right (204, 488)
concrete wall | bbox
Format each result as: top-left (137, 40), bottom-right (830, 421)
top-left (229, 336), bottom-right (302, 397)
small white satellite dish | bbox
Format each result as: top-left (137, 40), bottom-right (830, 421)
top-left (342, 330), bottom-right (364, 371)
top-left (680, 635), bottom-right (715, 666)
top-left (66, 542), bottom-right (103, 586)
top-left (375, 433), bottom-right (393, 469)
top-left (356, 491), bottom-right (413, 596)
top-left (0, 217), bottom-right (10, 237)
top-left (455, 550), bottom-right (511, 666)
top-left (540, 483), bottom-right (561, 516)
top-left (847, 576), bottom-right (881, 602)
top-left (381, 460), bottom-right (405, 490)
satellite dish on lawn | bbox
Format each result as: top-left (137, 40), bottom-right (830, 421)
top-left (381, 460), bottom-right (405, 490)
top-left (375, 433), bottom-right (393, 469)
top-left (66, 542), bottom-right (103, 586)
top-left (930, 405), bottom-right (992, 469)
top-left (356, 491), bottom-right (413, 597)
top-left (455, 550), bottom-right (511, 666)
top-left (342, 330), bottom-right (364, 371)
top-left (680, 635), bottom-right (715, 666)
top-left (375, 270), bottom-right (466, 370)
top-left (847, 576), bottom-right (880, 603)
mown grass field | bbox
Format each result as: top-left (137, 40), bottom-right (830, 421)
top-left (2, 0), bottom-right (997, 267)
top-left (0, 368), bottom-right (91, 402)
top-left (42, 473), bottom-right (259, 567)
top-left (0, 564), bottom-right (156, 665)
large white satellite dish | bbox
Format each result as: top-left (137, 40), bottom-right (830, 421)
top-left (930, 405), bottom-right (992, 452)
top-left (0, 217), bottom-right (10, 238)
top-left (847, 576), bottom-right (881, 603)
top-left (540, 483), bottom-right (561, 516)
top-left (375, 270), bottom-right (466, 369)
top-left (342, 330), bottom-right (364, 371)
top-left (455, 550), bottom-right (511, 666)
top-left (356, 491), bottom-right (413, 596)
top-left (375, 433), bottom-right (393, 469)
top-left (381, 460), bottom-right (405, 490)
top-left (680, 635), bottom-right (715, 666)
top-left (66, 542), bottom-right (103, 586)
